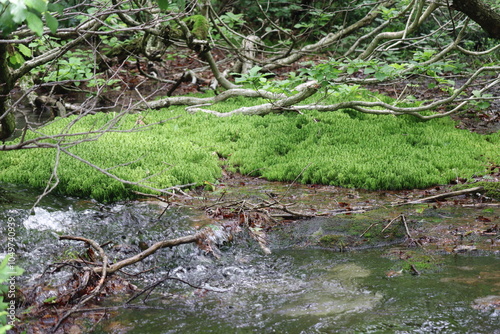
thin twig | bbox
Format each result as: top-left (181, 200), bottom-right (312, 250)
top-left (360, 222), bottom-right (378, 237)
top-left (402, 215), bottom-right (412, 238)
top-left (381, 215), bottom-right (402, 233)
top-left (278, 162), bottom-right (312, 203)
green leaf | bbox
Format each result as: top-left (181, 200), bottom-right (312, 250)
top-left (248, 66), bottom-right (262, 76)
top-left (9, 0), bottom-right (28, 23)
top-left (43, 296), bottom-right (57, 304)
top-left (375, 72), bottom-right (387, 81)
top-left (17, 44), bottom-right (32, 57)
top-left (25, 11), bottom-right (43, 36)
top-left (8, 51), bottom-right (24, 67)
top-left (48, 3), bottom-right (64, 14)
top-left (472, 90), bottom-right (481, 97)
top-left (477, 102), bottom-right (490, 109)
top-left (0, 256), bottom-right (24, 282)
top-left (157, 0), bottom-right (170, 10)
top-left (25, 0), bottom-right (47, 13)
top-left (176, 0), bottom-right (185, 10)
top-left (0, 256), bottom-right (9, 273)
top-left (44, 12), bottom-right (58, 34)
top-left (0, 11), bottom-right (16, 37)
top-left (364, 67), bottom-right (376, 75)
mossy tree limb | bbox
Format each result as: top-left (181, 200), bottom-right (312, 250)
top-left (174, 16), bottom-right (238, 89)
top-left (452, 0), bottom-right (500, 39)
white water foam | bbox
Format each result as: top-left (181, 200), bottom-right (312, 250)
top-left (23, 207), bottom-right (75, 232)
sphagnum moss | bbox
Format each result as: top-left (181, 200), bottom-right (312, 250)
top-left (0, 89), bottom-right (498, 202)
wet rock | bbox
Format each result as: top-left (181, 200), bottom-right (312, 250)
top-left (453, 245), bottom-right (477, 253)
top-left (472, 295), bottom-right (500, 311)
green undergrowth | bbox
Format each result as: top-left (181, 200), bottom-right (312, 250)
top-left (0, 112), bottom-right (221, 202)
top-left (224, 110), bottom-right (499, 190)
top-left (0, 89), bottom-right (498, 202)
top-left (383, 249), bottom-right (443, 273)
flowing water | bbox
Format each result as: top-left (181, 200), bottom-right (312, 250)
top-left (1, 183), bottom-right (499, 333)
top-left (104, 252), bottom-right (499, 333)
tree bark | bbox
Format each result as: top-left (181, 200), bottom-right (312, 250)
top-left (0, 43), bottom-right (15, 140)
top-left (452, 0), bottom-right (500, 39)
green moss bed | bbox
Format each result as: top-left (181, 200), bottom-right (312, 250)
top-left (1, 93), bottom-right (498, 202)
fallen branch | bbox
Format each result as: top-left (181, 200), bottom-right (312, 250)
top-left (188, 81), bottom-right (320, 116)
top-left (143, 87), bottom-right (286, 110)
top-left (462, 203), bottom-right (500, 207)
top-left (378, 214), bottom-right (422, 247)
top-left (53, 236), bottom-right (109, 332)
top-left (360, 222), bottom-right (378, 237)
top-left (381, 215), bottom-right (402, 233)
top-left (184, 66), bottom-right (498, 119)
top-left (43, 226), bottom-right (234, 331)
top-left (395, 186), bottom-right (484, 205)
top-left (35, 95), bottom-right (86, 116)
top-left (89, 233), bottom-right (201, 274)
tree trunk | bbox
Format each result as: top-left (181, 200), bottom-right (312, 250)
top-left (452, 0), bottom-right (500, 39)
top-left (0, 43), bottom-right (15, 141)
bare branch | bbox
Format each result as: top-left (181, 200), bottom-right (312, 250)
top-left (144, 87), bottom-right (286, 110)
top-left (184, 63), bottom-right (499, 119)
top-left (187, 81), bottom-right (320, 116)
top-left (359, 0), bottom-right (438, 60)
top-left (54, 235), bottom-right (109, 332)
top-left (395, 186), bottom-right (485, 205)
top-left (89, 233), bottom-right (201, 274)
top-left (264, 1), bottom-right (396, 70)
top-left (31, 147), bottom-right (62, 210)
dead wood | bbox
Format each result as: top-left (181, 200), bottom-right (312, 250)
top-left (394, 186), bottom-right (484, 205)
top-left (35, 95), bottom-right (86, 116)
top-left (53, 236), bottom-right (109, 332)
top-left (46, 231), bottom-right (203, 331)
top-left (60, 233), bottom-right (202, 275)
top-left (462, 203), bottom-right (500, 207)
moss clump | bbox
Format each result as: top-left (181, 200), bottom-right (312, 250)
top-left (319, 234), bottom-right (343, 245)
top-left (0, 111), bottom-right (221, 202)
top-left (319, 234), bottom-right (348, 251)
top-left (402, 252), bottom-right (441, 272)
top-left (383, 249), bottom-right (442, 272)
top-left (481, 182), bottom-right (500, 200)
top-left (0, 87), bottom-right (498, 202)
top-left (183, 15), bottom-right (209, 39)
top-left (224, 110), bottom-right (499, 190)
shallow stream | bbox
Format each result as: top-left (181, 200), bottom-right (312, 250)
top-left (1, 183), bottom-right (499, 333)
